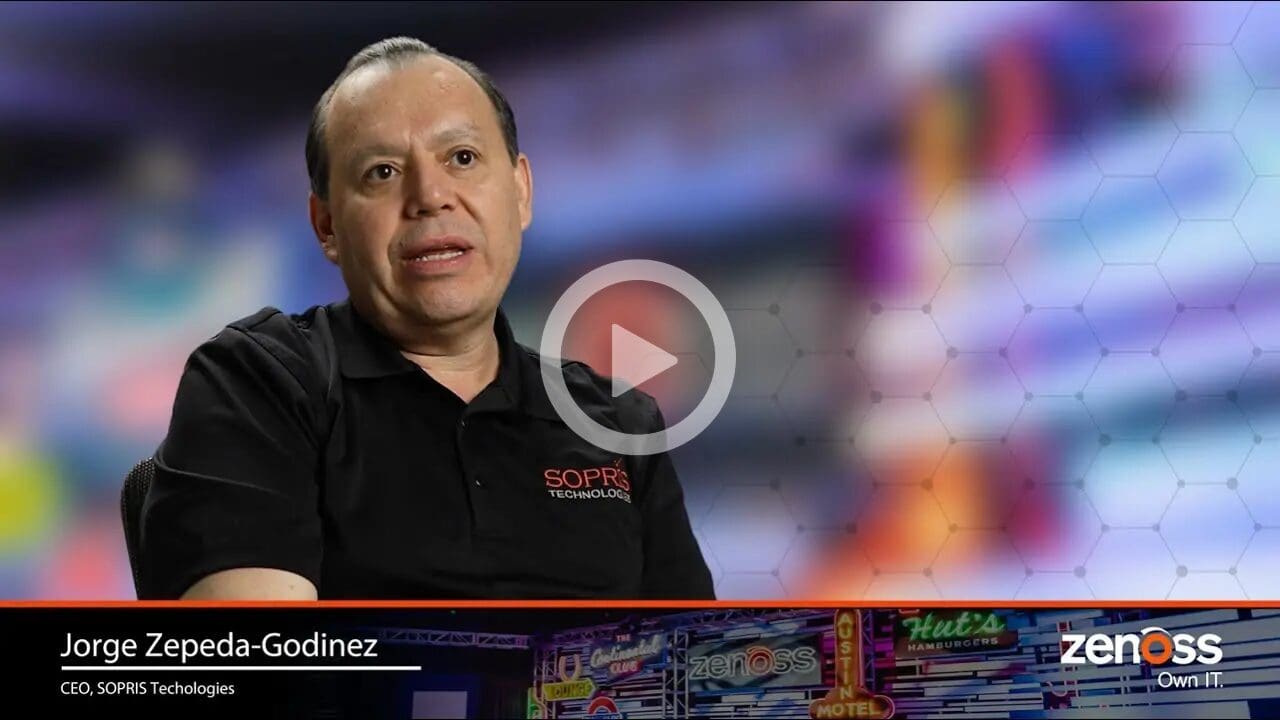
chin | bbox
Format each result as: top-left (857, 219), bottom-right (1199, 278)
top-left (406, 292), bottom-right (489, 327)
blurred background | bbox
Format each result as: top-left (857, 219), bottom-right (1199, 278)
top-left (0, 1), bottom-right (1277, 600)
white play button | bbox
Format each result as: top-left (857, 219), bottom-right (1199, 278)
top-left (541, 259), bottom-right (736, 455)
top-left (610, 324), bottom-right (679, 397)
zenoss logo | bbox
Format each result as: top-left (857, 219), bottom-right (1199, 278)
top-left (1061, 626), bottom-right (1223, 666)
top-left (690, 645), bottom-right (818, 680)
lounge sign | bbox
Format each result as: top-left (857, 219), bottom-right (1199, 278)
top-left (542, 653), bottom-right (595, 703)
top-left (542, 678), bottom-right (595, 702)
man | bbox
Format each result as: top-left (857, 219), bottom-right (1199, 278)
top-left (139, 37), bottom-right (714, 600)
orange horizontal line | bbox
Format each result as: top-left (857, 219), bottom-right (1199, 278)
top-left (0, 600), bottom-right (1277, 609)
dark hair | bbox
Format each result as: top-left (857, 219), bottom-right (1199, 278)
top-left (305, 36), bottom-right (519, 200)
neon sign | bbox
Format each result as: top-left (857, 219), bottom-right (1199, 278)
top-left (589, 633), bottom-right (666, 680)
top-left (526, 687), bottom-right (546, 719)
top-left (808, 610), bottom-right (894, 720)
top-left (897, 610), bottom-right (1016, 657)
top-left (541, 652), bottom-right (596, 703)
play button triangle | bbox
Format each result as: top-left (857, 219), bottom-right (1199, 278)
top-left (611, 324), bottom-right (679, 397)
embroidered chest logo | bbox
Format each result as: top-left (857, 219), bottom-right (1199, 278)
top-left (543, 458), bottom-right (632, 504)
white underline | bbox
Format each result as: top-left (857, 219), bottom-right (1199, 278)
top-left (61, 665), bottom-right (422, 672)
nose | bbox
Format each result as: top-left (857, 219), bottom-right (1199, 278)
top-left (404, 157), bottom-right (457, 218)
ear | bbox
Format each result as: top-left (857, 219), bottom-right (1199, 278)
top-left (308, 192), bottom-right (340, 265)
top-left (514, 153), bottom-right (533, 231)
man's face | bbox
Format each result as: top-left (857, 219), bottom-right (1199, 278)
top-left (311, 55), bottom-right (532, 336)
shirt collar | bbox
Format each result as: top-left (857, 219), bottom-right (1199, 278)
top-left (330, 299), bottom-right (552, 419)
top-left (330, 299), bottom-right (420, 379)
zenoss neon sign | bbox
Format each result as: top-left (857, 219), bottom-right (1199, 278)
top-left (809, 610), bottom-right (894, 719)
top-left (688, 644), bottom-right (817, 680)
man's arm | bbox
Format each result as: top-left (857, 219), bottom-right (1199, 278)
top-left (141, 315), bottom-right (326, 600)
top-left (182, 568), bottom-right (318, 600)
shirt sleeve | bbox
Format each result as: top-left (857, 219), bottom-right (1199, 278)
top-left (139, 322), bottom-right (325, 599)
top-left (636, 404), bottom-right (716, 599)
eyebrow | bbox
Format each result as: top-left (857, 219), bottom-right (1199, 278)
top-left (433, 123), bottom-right (483, 146)
top-left (348, 123), bottom-right (485, 168)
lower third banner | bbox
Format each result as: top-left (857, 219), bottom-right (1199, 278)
top-left (4, 603), bottom-right (1280, 719)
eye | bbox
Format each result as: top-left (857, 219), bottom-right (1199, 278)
top-left (365, 163), bottom-right (399, 182)
top-left (450, 149), bottom-right (478, 167)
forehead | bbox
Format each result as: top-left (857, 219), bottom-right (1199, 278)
top-left (326, 54), bottom-right (498, 152)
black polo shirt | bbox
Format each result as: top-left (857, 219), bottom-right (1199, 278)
top-left (139, 299), bottom-right (714, 600)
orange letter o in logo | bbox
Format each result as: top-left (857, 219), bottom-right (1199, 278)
top-left (1140, 632), bottom-right (1173, 665)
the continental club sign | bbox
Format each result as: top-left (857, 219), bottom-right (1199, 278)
top-left (589, 633), bottom-right (667, 681)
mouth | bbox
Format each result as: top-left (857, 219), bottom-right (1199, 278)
top-left (399, 236), bottom-right (474, 275)
top-left (407, 247), bottom-right (468, 262)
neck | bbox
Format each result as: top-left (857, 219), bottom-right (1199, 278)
top-left (395, 313), bottom-right (502, 405)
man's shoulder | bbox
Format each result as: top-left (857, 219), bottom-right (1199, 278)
top-left (190, 303), bottom-right (341, 391)
top-left (512, 343), bottom-right (664, 432)
top-left (207, 303), bottom-right (334, 356)
top-left (224, 303), bottom-right (332, 339)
